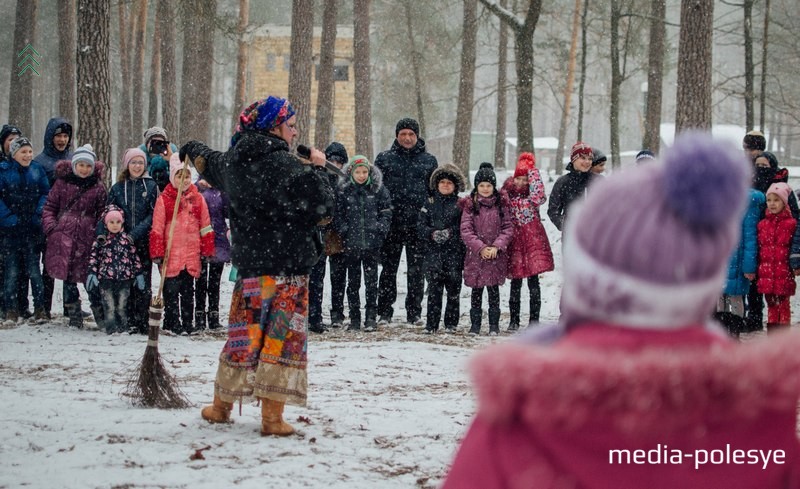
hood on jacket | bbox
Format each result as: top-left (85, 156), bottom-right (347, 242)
top-left (339, 160), bottom-right (384, 192)
top-left (42, 117), bottom-right (73, 159)
top-left (468, 327), bottom-right (800, 435)
top-left (428, 163), bottom-right (466, 193)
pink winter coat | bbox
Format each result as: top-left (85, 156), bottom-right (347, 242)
top-left (757, 206), bottom-right (797, 296)
top-left (460, 194), bottom-right (514, 288)
top-left (443, 323), bottom-right (800, 489)
top-left (150, 183), bottom-right (214, 279)
top-left (501, 169), bottom-right (554, 279)
top-left (42, 160), bottom-right (107, 283)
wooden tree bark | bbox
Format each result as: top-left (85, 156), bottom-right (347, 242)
top-left (315, 0), bottom-right (339, 149)
top-left (675, 0), bottom-right (714, 133)
top-left (77, 0), bottom-right (112, 186)
top-left (452, 0), bottom-right (478, 178)
top-left (147, 31), bottom-right (160, 129)
top-left (132, 0), bottom-right (148, 140)
top-left (58, 0), bottom-right (77, 126)
top-left (743, 0), bottom-right (754, 131)
top-left (288, 0), bottom-right (314, 148)
top-left (232, 0), bottom-right (249, 130)
top-left (642, 0), bottom-right (665, 153)
top-left (576, 0), bottom-right (588, 142)
top-left (479, 0), bottom-right (544, 154)
top-left (403, 0), bottom-right (427, 135)
top-left (759, 0), bottom-right (770, 131)
top-left (157, 0), bottom-right (178, 140)
top-left (493, 0), bottom-right (509, 169)
top-left (554, 0), bottom-right (581, 175)
top-left (117, 0), bottom-right (133, 153)
top-left (8, 0), bottom-right (38, 136)
top-left (179, 0), bottom-right (216, 142)
top-left (353, 0), bottom-right (373, 157)
top-left (609, 0), bottom-right (622, 169)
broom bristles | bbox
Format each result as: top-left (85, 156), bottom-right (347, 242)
top-left (121, 304), bottom-right (190, 409)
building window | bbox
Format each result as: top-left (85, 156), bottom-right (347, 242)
top-left (314, 64), bottom-right (350, 82)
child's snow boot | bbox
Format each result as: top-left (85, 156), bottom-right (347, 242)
top-left (207, 311), bottom-right (221, 329)
top-left (488, 305), bottom-right (501, 336)
top-left (260, 398), bottom-right (294, 436)
top-left (508, 296), bottom-right (520, 331)
top-left (195, 311), bottom-right (207, 330)
top-left (66, 302), bottom-right (83, 329)
top-left (201, 394), bottom-right (233, 423)
top-left (468, 308), bottom-right (481, 336)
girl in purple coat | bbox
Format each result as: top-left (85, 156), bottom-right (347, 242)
top-left (195, 179), bottom-right (230, 330)
top-left (42, 145), bottom-right (107, 328)
top-left (460, 163), bottom-right (514, 336)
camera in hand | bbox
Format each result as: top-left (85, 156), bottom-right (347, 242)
top-left (149, 139), bottom-right (169, 155)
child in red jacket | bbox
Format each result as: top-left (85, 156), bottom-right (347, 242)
top-left (150, 154), bottom-right (214, 334)
top-left (756, 182), bottom-right (797, 332)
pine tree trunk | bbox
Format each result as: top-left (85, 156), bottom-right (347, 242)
top-left (675, 0), bottom-right (714, 133)
top-left (555, 0), bottom-right (581, 174)
top-left (315, 0), bottom-right (339, 149)
top-left (157, 0), bottom-right (178, 140)
top-left (743, 0), bottom-right (754, 131)
top-left (147, 33), bottom-right (160, 129)
top-left (77, 0), bottom-right (112, 186)
top-left (759, 0), bottom-right (770, 131)
top-left (288, 0), bottom-right (314, 148)
top-left (452, 0), bottom-right (478, 179)
top-left (132, 0), bottom-right (148, 140)
top-left (353, 0), bottom-right (373, 157)
top-left (609, 0), bottom-right (622, 169)
top-left (493, 0), bottom-right (509, 170)
top-left (403, 0), bottom-right (426, 135)
top-left (576, 0), bottom-right (588, 143)
top-left (8, 0), bottom-right (38, 136)
top-left (232, 0), bottom-right (249, 129)
top-left (180, 0), bottom-right (216, 142)
top-left (58, 0), bottom-right (77, 126)
top-left (642, 0), bottom-right (665, 154)
top-left (117, 0), bottom-right (133, 156)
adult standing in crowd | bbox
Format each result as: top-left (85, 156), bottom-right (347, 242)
top-left (181, 95), bottom-right (335, 437)
top-left (307, 141), bottom-right (349, 333)
top-left (139, 127), bottom-right (178, 191)
top-left (102, 147), bottom-right (158, 334)
top-left (33, 117), bottom-right (73, 318)
top-left (375, 117), bottom-right (438, 326)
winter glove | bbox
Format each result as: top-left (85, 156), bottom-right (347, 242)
top-left (96, 234), bottom-right (107, 246)
top-left (86, 274), bottom-right (99, 292)
top-left (135, 274), bottom-right (146, 291)
top-left (432, 229), bottom-right (451, 244)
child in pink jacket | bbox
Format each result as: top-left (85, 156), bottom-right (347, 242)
top-left (150, 154), bottom-right (214, 334)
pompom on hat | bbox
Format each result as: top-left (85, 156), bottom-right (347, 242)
top-left (514, 152), bottom-right (536, 178)
top-left (230, 96), bottom-right (296, 148)
top-left (560, 131), bottom-right (751, 330)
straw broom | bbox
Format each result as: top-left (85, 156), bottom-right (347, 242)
top-left (122, 156), bottom-right (192, 409)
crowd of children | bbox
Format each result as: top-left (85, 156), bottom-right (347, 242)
top-left (2, 118), bottom-right (798, 337)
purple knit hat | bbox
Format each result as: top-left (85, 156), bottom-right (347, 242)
top-left (560, 131), bottom-right (751, 330)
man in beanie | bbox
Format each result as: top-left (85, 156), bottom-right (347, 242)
top-left (547, 141), bottom-right (595, 232)
top-left (0, 136), bottom-right (50, 322)
top-left (590, 148), bottom-right (607, 175)
top-left (742, 129), bottom-right (767, 163)
top-left (374, 117), bottom-right (438, 326)
top-left (33, 117), bottom-right (73, 318)
top-left (139, 126), bottom-right (178, 191)
top-left (308, 141), bottom-right (350, 333)
top-left (443, 132), bottom-right (800, 489)
top-left (180, 95), bottom-right (334, 437)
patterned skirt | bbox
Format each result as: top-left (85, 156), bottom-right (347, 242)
top-left (213, 274), bottom-right (309, 406)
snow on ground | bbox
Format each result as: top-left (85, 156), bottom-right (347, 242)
top-left (2, 170), bottom-right (800, 488)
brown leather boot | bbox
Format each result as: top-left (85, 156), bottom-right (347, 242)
top-left (260, 399), bottom-right (294, 436)
top-left (200, 394), bottom-right (233, 423)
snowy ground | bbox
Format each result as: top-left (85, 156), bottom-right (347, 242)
top-left (2, 170), bottom-right (800, 488)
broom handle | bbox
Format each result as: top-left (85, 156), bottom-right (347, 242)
top-left (154, 156), bottom-right (191, 301)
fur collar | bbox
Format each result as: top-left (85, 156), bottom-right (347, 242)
top-left (469, 325), bottom-right (800, 435)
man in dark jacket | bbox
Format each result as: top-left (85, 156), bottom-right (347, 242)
top-left (181, 95), bottom-right (334, 438)
top-left (375, 118), bottom-right (438, 325)
top-left (547, 142), bottom-right (595, 232)
top-left (33, 117), bottom-right (73, 317)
